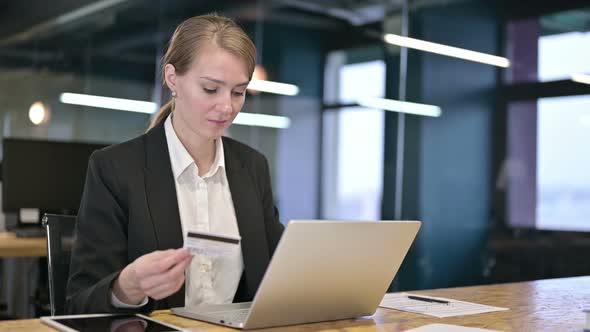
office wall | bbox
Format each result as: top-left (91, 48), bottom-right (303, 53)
top-left (270, 24), bottom-right (324, 222)
top-left (384, 1), bottom-right (498, 290)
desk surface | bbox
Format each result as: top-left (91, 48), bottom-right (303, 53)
top-left (1, 276), bottom-right (588, 331)
top-left (0, 232), bottom-right (47, 257)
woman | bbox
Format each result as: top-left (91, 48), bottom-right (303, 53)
top-left (66, 14), bottom-right (284, 314)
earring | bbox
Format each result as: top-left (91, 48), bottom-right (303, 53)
top-left (171, 91), bottom-right (177, 97)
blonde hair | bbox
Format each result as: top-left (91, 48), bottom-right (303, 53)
top-left (148, 14), bottom-right (256, 130)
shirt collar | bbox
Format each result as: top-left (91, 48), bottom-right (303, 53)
top-left (164, 115), bottom-right (225, 180)
top-left (207, 133), bottom-right (225, 178)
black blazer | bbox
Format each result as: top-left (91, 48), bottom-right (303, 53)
top-left (66, 121), bottom-right (284, 314)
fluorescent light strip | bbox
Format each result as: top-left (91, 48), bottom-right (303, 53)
top-left (383, 33), bottom-right (510, 68)
top-left (60, 92), bottom-right (157, 114)
top-left (247, 80), bottom-right (300, 96)
top-left (572, 73), bottom-right (590, 85)
top-left (234, 112), bottom-right (291, 129)
top-left (358, 97), bottom-right (442, 117)
top-left (60, 92), bottom-right (290, 128)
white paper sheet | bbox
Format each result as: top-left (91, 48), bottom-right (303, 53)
top-left (380, 292), bottom-right (508, 318)
top-left (404, 323), bottom-right (503, 332)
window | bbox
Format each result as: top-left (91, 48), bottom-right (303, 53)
top-left (505, 95), bottom-right (590, 231)
top-left (506, 7), bottom-right (590, 84)
top-left (539, 31), bottom-right (590, 82)
top-left (503, 7), bottom-right (590, 232)
top-left (537, 95), bottom-right (590, 231)
top-left (322, 55), bottom-right (385, 220)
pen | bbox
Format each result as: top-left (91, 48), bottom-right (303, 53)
top-left (407, 295), bottom-right (449, 304)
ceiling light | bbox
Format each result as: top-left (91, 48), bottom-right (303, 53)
top-left (249, 65), bottom-right (269, 95)
top-left (60, 92), bottom-right (157, 114)
top-left (571, 73), bottom-right (590, 85)
top-left (234, 112), bottom-right (291, 128)
top-left (60, 92), bottom-right (291, 129)
top-left (247, 80), bottom-right (300, 96)
top-left (252, 65), bottom-right (268, 81)
top-left (358, 97), bottom-right (442, 117)
top-left (28, 101), bottom-right (50, 125)
top-left (383, 33), bottom-right (510, 68)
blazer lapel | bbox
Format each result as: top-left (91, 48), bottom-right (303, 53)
top-left (143, 121), bottom-right (185, 307)
top-left (223, 138), bottom-right (271, 300)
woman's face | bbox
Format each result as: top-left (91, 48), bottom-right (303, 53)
top-left (167, 43), bottom-right (250, 141)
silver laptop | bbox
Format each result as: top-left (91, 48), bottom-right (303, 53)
top-left (172, 220), bottom-right (421, 329)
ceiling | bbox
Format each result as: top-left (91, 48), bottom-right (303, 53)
top-left (0, 0), bottom-right (403, 51)
top-left (0, 0), bottom-right (411, 82)
top-left (540, 7), bottom-right (590, 35)
top-left (1, 0), bottom-right (588, 83)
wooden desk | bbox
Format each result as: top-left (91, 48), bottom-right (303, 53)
top-left (0, 276), bottom-right (588, 331)
top-left (0, 232), bottom-right (46, 257)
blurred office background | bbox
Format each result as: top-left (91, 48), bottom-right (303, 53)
top-left (1, 0), bottom-right (590, 318)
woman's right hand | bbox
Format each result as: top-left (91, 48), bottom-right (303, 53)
top-left (112, 248), bottom-right (193, 305)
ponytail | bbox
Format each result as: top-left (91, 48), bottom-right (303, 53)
top-left (148, 100), bottom-right (173, 131)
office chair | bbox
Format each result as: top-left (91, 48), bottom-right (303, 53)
top-left (42, 213), bottom-right (77, 316)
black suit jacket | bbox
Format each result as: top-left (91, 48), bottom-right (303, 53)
top-left (66, 121), bottom-right (284, 314)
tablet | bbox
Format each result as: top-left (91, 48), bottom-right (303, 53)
top-left (40, 313), bottom-right (186, 332)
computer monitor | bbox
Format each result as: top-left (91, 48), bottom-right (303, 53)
top-left (2, 138), bottom-right (108, 221)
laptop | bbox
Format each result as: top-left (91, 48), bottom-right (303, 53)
top-left (172, 220), bottom-right (421, 329)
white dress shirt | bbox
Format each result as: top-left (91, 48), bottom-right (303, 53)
top-left (111, 115), bottom-right (243, 308)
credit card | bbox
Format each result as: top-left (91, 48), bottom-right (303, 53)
top-left (184, 230), bottom-right (241, 257)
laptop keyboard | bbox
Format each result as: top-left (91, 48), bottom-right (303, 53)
top-left (209, 308), bottom-right (250, 323)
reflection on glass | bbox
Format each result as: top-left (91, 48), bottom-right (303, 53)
top-left (51, 314), bottom-right (179, 332)
top-left (110, 317), bottom-right (147, 332)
